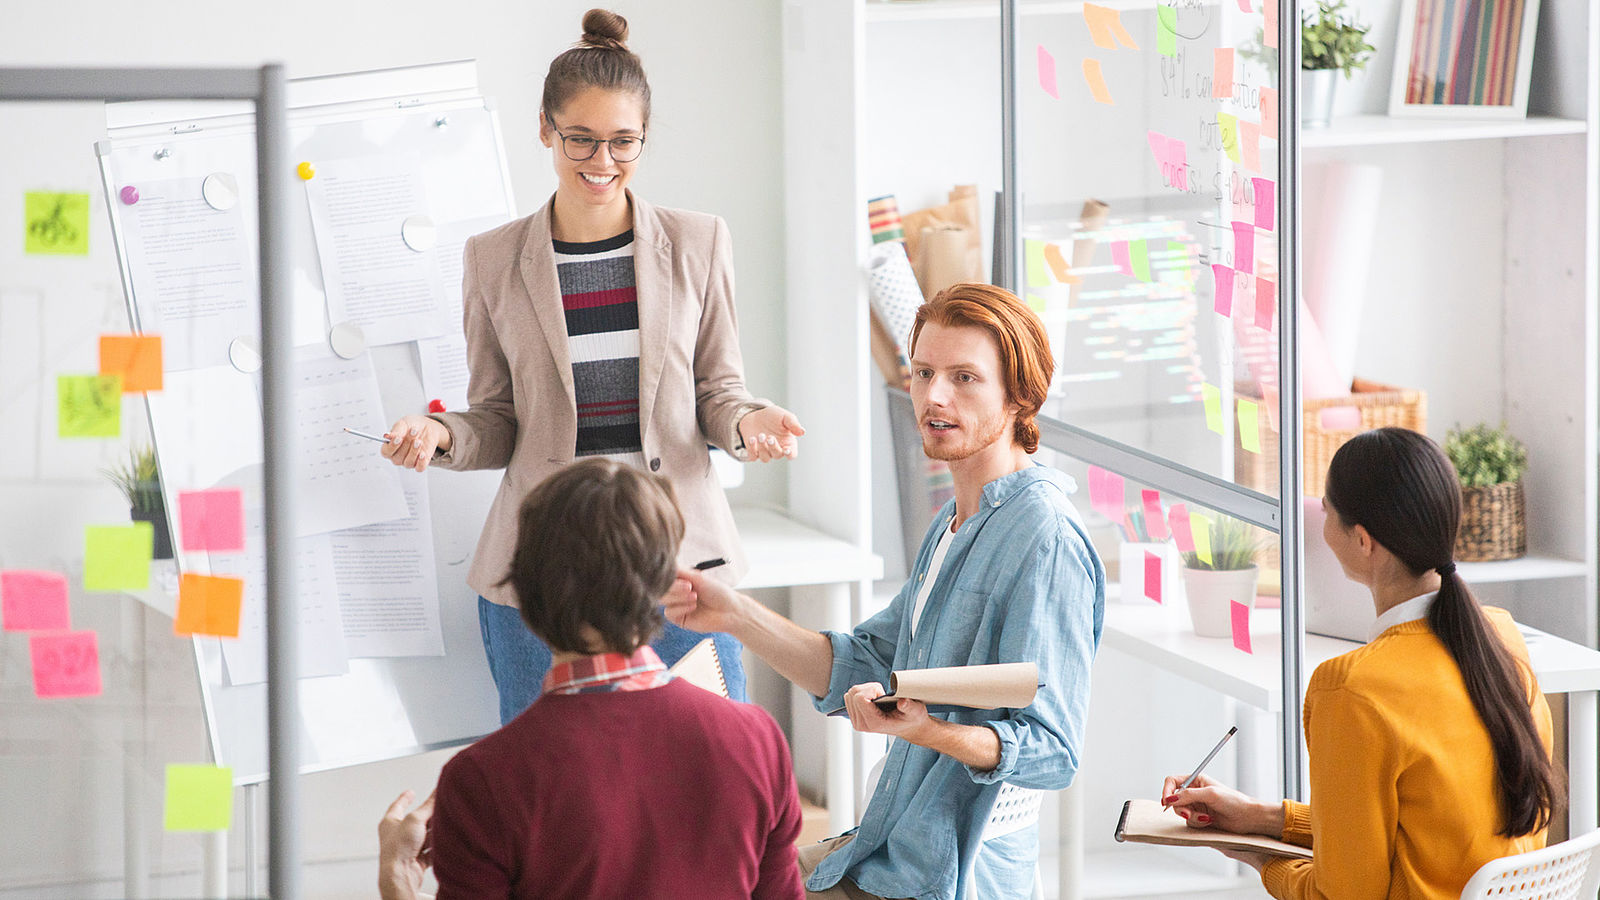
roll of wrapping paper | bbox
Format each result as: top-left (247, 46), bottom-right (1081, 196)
top-left (1302, 162), bottom-right (1383, 392)
top-left (867, 240), bottom-right (923, 353)
top-left (868, 195), bottom-right (905, 244)
top-left (917, 225), bottom-right (977, 302)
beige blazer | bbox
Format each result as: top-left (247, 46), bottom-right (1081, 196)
top-left (430, 193), bottom-right (766, 607)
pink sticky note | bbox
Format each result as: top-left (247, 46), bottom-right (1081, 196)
top-left (1255, 279), bottom-right (1277, 331)
top-left (178, 488), bottom-right (246, 553)
top-left (1231, 600), bottom-right (1253, 653)
top-left (1231, 221), bottom-right (1255, 275)
top-left (1264, 0), bottom-right (1277, 47)
top-left (1141, 489), bottom-right (1170, 541)
top-left (1037, 45), bottom-right (1059, 99)
top-left (1212, 263), bottom-right (1235, 316)
top-left (1213, 48), bottom-right (1234, 98)
top-left (1261, 87), bottom-right (1279, 140)
top-left (1236, 0), bottom-right (1251, 10)
top-left (1239, 120), bottom-right (1261, 172)
top-left (1087, 465), bottom-right (1125, 522)
top-left (1167, 136), bottom-right (1188, 190)
top-left (1144, 551), bottom-right (1163, 603)
top-left (1252, 178), bottom-right (1276, 231)
top-left (31, 630), bottom-right (101, 698)
top-left (2, 570), bottom-right (70, 632)
top-left (1168, 503), bottom-right (1195, 553)
top-left (1111, 241), bottom-right (1132, 276)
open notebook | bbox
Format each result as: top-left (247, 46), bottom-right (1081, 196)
top-left (667, 638), bottom-right (729, 698)
top-left (1114, 798), bottom-right (1312, 860)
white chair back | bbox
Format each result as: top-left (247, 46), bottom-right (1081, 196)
top-left (1459, 828), bottom-right (1600, 900)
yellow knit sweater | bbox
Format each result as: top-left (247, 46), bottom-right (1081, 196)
top-left (1260, 607), bottom-right (1553, 900)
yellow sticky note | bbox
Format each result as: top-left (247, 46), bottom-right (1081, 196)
top-left (1201, 383), bottom-right (1223, 434)
top-left (100, 335), bottom-right (163, 393)
top-left (25, 192), bottom-right (90, 256)
top-left (84, 523), bottom-right (153, 591)
top-left (176, 574), bottom-right (244, 638)
top-left (164, 764), bottom-right (233, 831)
top-left (1237, 399), bottom-right (1261, 452)
top-left (1192, 513), bottom-right (1214, 566)
top-left (1217, 114), bottom-right (1241, 164)
top-left (1025, 239), bottom-right (1050, 288)
top-left (58, 374), bottom-right (122, 438)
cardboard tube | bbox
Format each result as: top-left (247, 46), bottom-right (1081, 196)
top-left (917, 226), bottom-right (976, 301)
top-left (889, 661), bottom-right (1040, 710)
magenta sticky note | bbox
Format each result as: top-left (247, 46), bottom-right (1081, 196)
top-left (1037, 45), bottom-right (1059, 99)
top-left (1231, 221), bottom-right (1255, 275)
top-left (1111, 241), bottom-right (1132, 276)
top-left (1168, 137), bottom-right (1188, 190)
top-left (1087, 465), bottom-right (1125, 522)
top-left (1212, 263), bottom-right (1235, 316)
top-left (1252, 178), bottom-right (1276, 231)
top-left (1168, 503), bottom-right (1195, 553)
top-left (178, 488), bottom-right (246, 553)
top-left (1231, 600), bottom-right (1253, 653)
top-left (1212, 48), bottom-right (1234, 98)
top-left (1141, 490), bottom-right (1170, 541)
top-left (31, 630), bottom-right (101, 698)
top-left (1255, 279), bottom-right (1277, 331)
top-left (1144, 551), bottom-right (1163, 603)
top-left (2, 570), bottom-right (70, 632)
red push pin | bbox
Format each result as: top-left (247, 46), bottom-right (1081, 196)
top-left (428, 398), bottom-right (446, 413)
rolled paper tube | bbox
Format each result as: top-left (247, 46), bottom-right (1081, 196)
top-left (917, 226), bottom-right (976, 302)
top-left (867, 195), bottom-right (905, 244)
top-left (866, 241), bottom-right (923, 354)
top-left (889, 661), bottom-right (1040, 710)
top-left (1302, 162), bottom-right (1382, 389)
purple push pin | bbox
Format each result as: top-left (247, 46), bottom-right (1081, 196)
top-left (119, 185), bottom-right (139, 206)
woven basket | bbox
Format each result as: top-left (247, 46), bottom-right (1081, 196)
top-left (1236, 378), bottom-right (1427, 497)
top-left (1456, 481), bottom-right (1526, 561)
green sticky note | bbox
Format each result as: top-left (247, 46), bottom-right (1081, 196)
top-left (1201, 383), bottom-right (1223, 434)
top-left (1192, 513), bottom-right (1214, 566)
top-left (58, 374), bottom-right (122, 438)
top-left (164, 764), bottom-right (233, 831)
top-left (24, 191), bottom-right (90, 256)
top-left (84, 523), bottom-right (153, 591)
top-left (1237, 398), bottom-right (1262, 452)
top-left (1027, 293), bottom-right (1049, 312)
top-left (1157, 5), bottom-right (1178, 57)
top-left (1217, 113), bottom-right (1241, 164)
top-left (1130, 239), bottom-right (1151, 282)
top-left (1025, 239), bottom-right (1050, 288)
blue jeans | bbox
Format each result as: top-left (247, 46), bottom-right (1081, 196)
top-left (477, 595), bottom-right (748, 724)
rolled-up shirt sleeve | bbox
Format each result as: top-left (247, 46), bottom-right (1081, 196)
top-left (811, 586), bottom-right (911, 712)
top-left (965, 520), bottom-right (1102, 789)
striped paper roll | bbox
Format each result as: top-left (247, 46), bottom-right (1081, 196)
top-left (867, 240), bottom-right (923, 353)
top-left (868, 195), bottom-right (905, 243)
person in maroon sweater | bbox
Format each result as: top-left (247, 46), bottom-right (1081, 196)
top-left (379, 458), bottom-right (803, 900)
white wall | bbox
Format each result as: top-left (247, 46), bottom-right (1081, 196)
top-left (0, 2), bottom-right (788, 895)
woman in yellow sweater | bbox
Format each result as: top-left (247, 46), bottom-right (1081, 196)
top-left (1161, 427), bottom-right (1561, 899)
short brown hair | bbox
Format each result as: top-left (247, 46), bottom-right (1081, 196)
top-left (542, 9), bottom-right (652, 129)
top-left (909, 282), bottom-right (1054, 453)
top-left (501, 459), bottom-right (683, 654)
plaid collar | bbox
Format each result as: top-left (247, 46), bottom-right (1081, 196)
top-left (542, 646), bottom-right (670, 695)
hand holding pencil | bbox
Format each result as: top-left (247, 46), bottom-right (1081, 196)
top-left (374, 414), bottom-right (451, 473)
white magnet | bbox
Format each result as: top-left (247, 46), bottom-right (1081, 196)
top-left (202, 172), bottom-right (239, 211)
top-left (228, 336), bottom-right (262, 373)
top-left (329, 322), bottom-right (367, 359)
top-left (401, 215), bottom-right (436, 252)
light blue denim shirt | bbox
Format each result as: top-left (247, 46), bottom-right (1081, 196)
top-left (807, 463), bottom-right (1105, 900)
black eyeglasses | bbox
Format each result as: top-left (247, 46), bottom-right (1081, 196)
top-left (549, 123), bottom-right (645, 163)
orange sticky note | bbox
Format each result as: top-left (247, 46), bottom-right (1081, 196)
top-left (31, 630), bottom-right (101, 697)
top-left (1043, 242), bottom-right (1080, 284)
top-left (1082, 58), bottom-right (1114, 104)
top-left (175, 573), bottom-right (244, 638)
top-left (1083, 3), bottom-right (1139, 50)
top-left (1239, 120), bottom-right (1261, 172)
top-left (1264, 0), bottom-right (1277, 47)
top-left (99, 335), bottom-right (163, 393)
top-left (1237, 398), bottom-right (1262, 452)
top-left (1261, 87), bottom-right (1279, 139)
top-left (1213, 48), bottom-right (1234, 98)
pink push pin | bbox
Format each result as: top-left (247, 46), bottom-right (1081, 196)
top-left (119, 186), bottom-right (139, 205)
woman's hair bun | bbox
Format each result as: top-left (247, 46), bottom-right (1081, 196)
top-left (580, 8), bottom-right (629, 51)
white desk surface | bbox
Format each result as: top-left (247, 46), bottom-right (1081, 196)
top-left (732, 506), bottom-right (883, 591)
top-left (1104, 601), bottom-right (1600, 712)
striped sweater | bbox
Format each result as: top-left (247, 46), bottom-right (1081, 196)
top-left (553, 230), bottom-right (646, 469)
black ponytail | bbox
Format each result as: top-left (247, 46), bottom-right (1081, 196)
top-left (1325, 428), bottom-right (1559, 837)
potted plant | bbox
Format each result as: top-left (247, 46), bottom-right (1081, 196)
top-left (1444, 424), bottom-right (1528, 562)
top-left (1301, 0), bottom-right (1376, 128)
top-left (1180, 516), bottom-right (1263, 637)
top-left (103, 444), bottom-right (173, 560)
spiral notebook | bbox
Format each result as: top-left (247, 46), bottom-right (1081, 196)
top-left (667, 638), bottom-right (729, 698)
top-left (1113, 798), bottom-right (1312, 860)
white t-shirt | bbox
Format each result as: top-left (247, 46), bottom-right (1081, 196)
top-left (910, 516), bottom-right (957, 636)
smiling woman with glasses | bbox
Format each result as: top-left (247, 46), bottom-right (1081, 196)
top-left (374, 8), bottom-right (808, 726)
